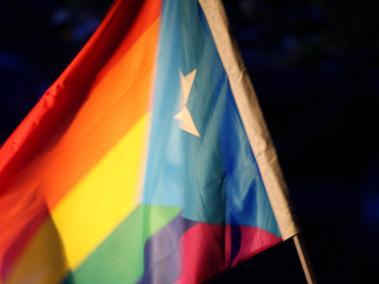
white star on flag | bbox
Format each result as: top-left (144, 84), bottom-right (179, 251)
top-left (174, 69), bottom-right (200, 137)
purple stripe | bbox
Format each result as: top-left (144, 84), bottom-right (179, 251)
top-left (137, 214), bottom-right (196, 284)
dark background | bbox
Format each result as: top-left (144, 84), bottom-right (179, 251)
top-left (0, 0), bottom-right (378, 283)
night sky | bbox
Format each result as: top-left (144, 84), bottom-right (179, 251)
top-left (1, 0), bottom-right (378, 283)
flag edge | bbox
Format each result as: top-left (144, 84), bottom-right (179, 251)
top-left (198, 0), bottom-right (298, 240)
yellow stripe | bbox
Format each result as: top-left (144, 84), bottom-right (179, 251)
top-left (7, 217), bottom-right (69, 284)
top-left (53, 113), bottom-right (150, 269)
top-left (8, 113), bottom-right (150, 283)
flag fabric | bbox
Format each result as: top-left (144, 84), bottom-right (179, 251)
top-left (0, 0), bottom-right (297, 283)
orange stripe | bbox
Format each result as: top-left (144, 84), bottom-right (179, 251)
top-left (43, 18), bottom-right (160, 209)
top-left (0, 0), bottom-right (160, 179)
top-left (0, 0), bottom-right (161, 280)
top-left (7, 113), bottom-right (152, 284)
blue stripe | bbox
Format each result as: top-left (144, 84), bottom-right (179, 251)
top-left (142, 0), bottom-right (280, 237)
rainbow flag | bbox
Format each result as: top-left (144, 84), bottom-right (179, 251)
top-left (0, 0), bottom-right (297, 283)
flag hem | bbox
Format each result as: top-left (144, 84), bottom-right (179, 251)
top-left (199, 0), bottom-right (298, 239)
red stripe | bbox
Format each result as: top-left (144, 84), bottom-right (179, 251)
top-left (0, 192), bottom-right (47, 279)
top-left (176, 224), bottom-right (281, 283)
top-left (0, 0), bottom-right (161, 280)
top-left (229, 226), bottom-right (282, 267)
top-left (0, 0), bottom-right (158, 185)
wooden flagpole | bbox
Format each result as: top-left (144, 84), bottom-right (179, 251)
top-left (199, 1), bottom-right (317, 282)
top-left (293, 234), bottom-right (317, 284)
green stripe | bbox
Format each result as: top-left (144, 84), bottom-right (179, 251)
top-left (62, 205), bottom-right (180, 284)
